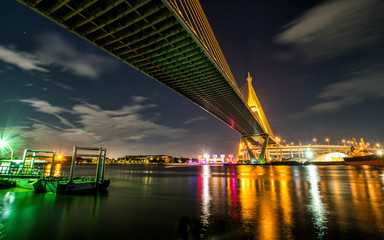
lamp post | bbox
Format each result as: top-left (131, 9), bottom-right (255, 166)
top-left (313, 138), bottom-right (317, 146)
top-left (0, 139), bottom-right (13, 160)
top-left (326, 138), bottom-right (330, 153)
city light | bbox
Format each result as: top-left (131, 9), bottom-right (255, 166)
top-left (377, 150), bottom-right (383, 156)
top-left (0, 138), bottom-right (13, 160)
top-left (313, 138), bottom-right (316, 145)
top-left (306, 148), bottom-right (314, 159)
top-left (0, 139), bottom-right (7, 148)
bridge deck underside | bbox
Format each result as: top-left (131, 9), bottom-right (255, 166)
top-left (17, 0), bottom-right (265, 135)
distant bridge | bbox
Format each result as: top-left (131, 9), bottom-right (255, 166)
top-left (17, 0), bottom-right (276, 163)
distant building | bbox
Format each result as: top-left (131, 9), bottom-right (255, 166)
top-left (122, 155), bottom-right (173, 163)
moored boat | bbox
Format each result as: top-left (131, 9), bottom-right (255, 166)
top-left (33, 178), bottom-right (110, 194)
top-left (344, 155), bottom-right (384, 165)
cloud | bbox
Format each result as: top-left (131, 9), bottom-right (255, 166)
top-left (310, 67), bottom-right (384, 113)
top-left (183, 116), bottom-right (207, 124)
top-left (17, 98), bottom-right (187, 157)
top-left (0, 32), bottom-right (116, 80)
top-left (275, 0), bottom-right (384, 60)
top-left (19, 98), bottom-right (68, 114)
top-left (286, 64), bottom-right (384, 118)
top-left (53, 114), bottom-right (77, 129)
top-left (0, 46), bottom-right (49, 72)
top-left (132, 96), bottom-right (147, 103)
top-left (25, 82), bottom-right (34, 87)
top-left (55, 83), bottom-right (73, 91)
top-left (33, 32), bottom-right (116, 79)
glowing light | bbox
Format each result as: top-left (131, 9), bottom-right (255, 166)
top-left (377, 151), bottom-right (383, 156)
top-left (306, 149), bottom-right (314, 159)
top-left (319, 152), bottom-right (348, 162)
top-left (0, 139), bottom-right (8, 148)
top-left (0, 138), bottom-right (13, 160)
top-left (228, 154), bottom-right (234, 163)
top-left (197, 154), bottom-right (203, 163)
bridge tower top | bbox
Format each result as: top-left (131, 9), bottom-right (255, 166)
top-left (247, 72), bottom-right (252, 82)
top-left (246, 73), bottom-right (274, 137)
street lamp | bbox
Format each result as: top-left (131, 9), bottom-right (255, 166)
top-left (342, 139), bottom-right (346, 146)
top-left (377, 143), bottom-right (381, 149)
top-left (325, 138), bottom-right (330, 153)
top-left (0, 139), bottom-right (13, 160)
top-left (313, 138), bottom-right (317, 145)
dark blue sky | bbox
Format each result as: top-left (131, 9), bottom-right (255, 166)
top-left (1, 0), bottom-right (383, 158)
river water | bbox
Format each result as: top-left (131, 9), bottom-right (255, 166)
top-left (1, 165), bottom-right (384, 240)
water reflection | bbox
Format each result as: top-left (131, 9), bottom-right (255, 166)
top-left (200, 165), bottom-right (211, 228)
top-left (197, 165), bottom-right (384, 239)
top-left (0, 189), bottom-right (107, 240)
top-left (1, 165), bottom-right (384, 239)
top-left (306, 165), bottom-right (328, 238)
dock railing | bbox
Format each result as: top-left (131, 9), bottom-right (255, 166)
top-left (69, 146), bottom-right (107, 191)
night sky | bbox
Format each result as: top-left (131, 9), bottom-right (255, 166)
top-left (1, 0), bottom-right (383, 158)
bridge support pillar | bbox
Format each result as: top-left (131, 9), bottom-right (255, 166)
top-left (242, 137), bottom-right (257, 164)
top-left (242, 134), bottom-right (270, 164)
top-left (258, 135), bottom-right (269, 163)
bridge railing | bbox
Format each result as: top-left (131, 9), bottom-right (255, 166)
top-left (0, 165), bottom-right (47, 177)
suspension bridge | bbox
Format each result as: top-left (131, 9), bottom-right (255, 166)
top-left (15, 0), bottom-right (277, 163)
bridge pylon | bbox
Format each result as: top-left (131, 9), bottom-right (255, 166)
top-left (237, 72), bottom-right (278, 164)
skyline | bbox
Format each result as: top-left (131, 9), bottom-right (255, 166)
top-left (1, 0), bottom-right (384, 158)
